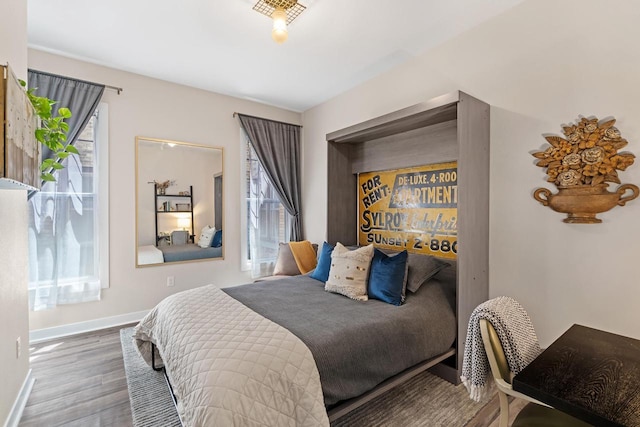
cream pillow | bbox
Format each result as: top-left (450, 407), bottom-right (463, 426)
top-left (197, 226), bottom-right (216, 248)
top-left (325, 243), bottom-right (375, 301)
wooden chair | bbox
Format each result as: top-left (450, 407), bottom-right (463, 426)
top-left (479, 319), bottom-right (591, 427)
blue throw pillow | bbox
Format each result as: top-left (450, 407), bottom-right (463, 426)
top-left (368, 249), bottom-right (408, 306)
top-left (211, 229), bottom-right (223, 248)
top-left (309, 242), bottom-right (334, 282)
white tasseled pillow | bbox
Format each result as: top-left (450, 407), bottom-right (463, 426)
top-left (325, 243), bottom-right (374, 301)
top-left (198, 226), bottom-right (216, 248)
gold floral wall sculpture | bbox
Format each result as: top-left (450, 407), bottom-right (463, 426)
top-left (532, 117), bottom-right (638, 223)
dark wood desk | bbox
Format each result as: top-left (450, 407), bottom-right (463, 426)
top-left (513, 324), bottom-right (640, 427)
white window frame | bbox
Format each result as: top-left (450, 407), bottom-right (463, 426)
top-left (240, 130), bottom-right (291, 275)
top-left (240, 130), bottom-right (251, 271)
top-left (96, 103), bottom-right (110, 288)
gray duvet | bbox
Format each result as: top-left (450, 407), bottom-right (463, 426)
top-left (223, 275), bottom-right (456, 406)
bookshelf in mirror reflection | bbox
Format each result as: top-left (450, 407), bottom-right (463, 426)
top-left (154, 184), bottom-right (194, 246)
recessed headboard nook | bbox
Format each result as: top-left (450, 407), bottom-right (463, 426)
top-left (326, 91), bottom-right (490, 384)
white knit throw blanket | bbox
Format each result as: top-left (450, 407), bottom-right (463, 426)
top-left (461, 296), bottom-right (542, 402)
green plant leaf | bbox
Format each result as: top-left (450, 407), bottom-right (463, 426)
top-left (35, 129), bottom-right (47, 143)
top-left (65, 145), bottom-right (79, 154)
top-left (18, 79), bottom-right (27, 88)
top-left (58, 108), bottom-right (72, 119)
top-left (43, 141), bottom-right (57, 151)
top-left (24, 88), bottom-right (73, 180)
top-left (36, 98), bottom-right (52, 118)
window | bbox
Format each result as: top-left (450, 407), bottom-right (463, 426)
top-left (240, 132), bottom-right (289, 276)
top-left (28, 104), bottom-right (109, 310)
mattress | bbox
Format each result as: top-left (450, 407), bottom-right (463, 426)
top-left (223, 274), bottom-right (456, 406)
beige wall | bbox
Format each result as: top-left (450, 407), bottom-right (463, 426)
top-left (0, 192), bottom-right (30, 424)
top-left (302, 0), bottom-right (640, 346)
top-left (0, 0), bottom-right (30, 423)
top-left (28, 49), bottom-right (301, 330)
top-left (0, 0), bottom-right (27, 80)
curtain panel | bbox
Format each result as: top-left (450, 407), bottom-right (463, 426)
top-left (27, 70), bottom-right (105, 311)
top-left (238, 114), bottom-right (304, 241)
top-left (28, 69), bottom-right (105, 167)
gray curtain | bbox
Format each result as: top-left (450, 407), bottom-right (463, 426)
top-left (238, 114), bottom-right (304, 241)
top-left (28, 69), bottom-right (105, 164)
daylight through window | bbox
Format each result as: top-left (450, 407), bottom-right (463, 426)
top-left (28, 106), bottom-right (109, 310)
top-left (244, 137), bottom-right (289, 277)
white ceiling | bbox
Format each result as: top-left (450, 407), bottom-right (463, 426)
top-left (28, 0), bottom-right (524, 112)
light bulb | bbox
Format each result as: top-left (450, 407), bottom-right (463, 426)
top-left (271, 7), bottom-right (288, 44)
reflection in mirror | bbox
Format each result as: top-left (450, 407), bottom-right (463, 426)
top-left (136, 137), bottom-right (223, 266)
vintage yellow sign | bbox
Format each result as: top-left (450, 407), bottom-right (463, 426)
top-left (358, 162), bottom-right (458, 259)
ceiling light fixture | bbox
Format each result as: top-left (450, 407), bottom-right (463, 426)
top-left (253, 0), bottom-right (307, 44)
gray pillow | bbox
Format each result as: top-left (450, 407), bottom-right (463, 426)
top-left (273, 242), bottom-right (318, 276)
top-left (273, 243), bottom-right (301, 276)
top-left (406, 253), bottom-right (450, 293)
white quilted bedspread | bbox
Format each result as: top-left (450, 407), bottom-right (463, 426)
top-left (134, 285), bottom-right (329, 427)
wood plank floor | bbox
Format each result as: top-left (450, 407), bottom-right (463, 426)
top-left (19, 325), bottom-right (135, 427)
top-left (19, 325), bottom-right (523, 426)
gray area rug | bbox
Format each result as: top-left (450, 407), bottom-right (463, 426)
top-left (331, 370), bottom-right (491, 427)
top-left (120, 328), bottom-right (182, 427)
top-left (121, 327), bottom-right (490, 426)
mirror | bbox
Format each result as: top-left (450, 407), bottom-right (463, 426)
top-left (136, 137), bottom-right (223, 267)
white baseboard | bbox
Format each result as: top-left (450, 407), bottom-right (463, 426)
top-left (29, 310), bottom-right (149, 344)
top-left (3, 369), bottom-right (34, 427)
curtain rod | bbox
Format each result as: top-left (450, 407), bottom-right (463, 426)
top-left (233, 112), bottom-right (302, 128)
top-left (105, 85), bottom-right (123, 95)
top-left (28, 68), bottom-right (123, 95)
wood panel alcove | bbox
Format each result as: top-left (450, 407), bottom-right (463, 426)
top-left (325, 91), bottom-right (490, 383)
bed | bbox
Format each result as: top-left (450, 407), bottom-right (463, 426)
top-left (159, 243), bottom-right (223, 262)
top-left (134, 271), bottom-right (456, 426)
top-left (137, 245), bottom-right (165, 265)
top-left (136, 244), bottom-right (223, 265)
